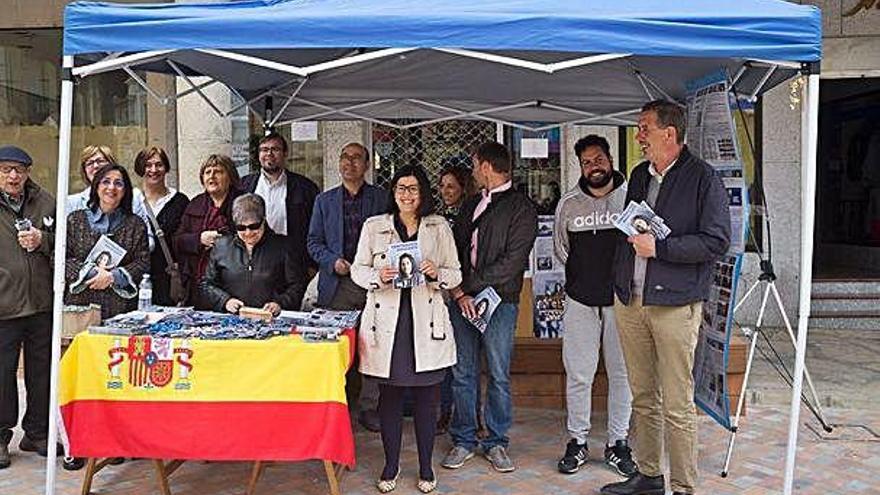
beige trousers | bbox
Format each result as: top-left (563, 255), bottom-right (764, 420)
top-left (614, 296), bottom-right (701, 494)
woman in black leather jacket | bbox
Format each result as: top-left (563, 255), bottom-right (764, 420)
top-left (200, 193), bottom-right (306, 314)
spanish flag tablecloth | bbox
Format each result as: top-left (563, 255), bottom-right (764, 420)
top-left (59, 331), bottom-right (355, 467)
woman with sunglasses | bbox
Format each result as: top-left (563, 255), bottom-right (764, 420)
top-left (200, 194), bottom-right (306, 315)
top-left (64, 164), bottom-right (149, 319)
top-left (173, 154), bottom-right (241, 308)
top-left (351, 165), bottom-right (461, 493)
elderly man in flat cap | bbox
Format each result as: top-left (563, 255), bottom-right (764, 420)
top-left (0, 145), bottom-right (58, 468)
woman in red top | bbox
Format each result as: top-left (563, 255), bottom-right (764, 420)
top-left (173, 154), bottom-right (240, 308)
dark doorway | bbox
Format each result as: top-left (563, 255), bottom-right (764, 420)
top-left (814, 78), bottom-right (880, 279)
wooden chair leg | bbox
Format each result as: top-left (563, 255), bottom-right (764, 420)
top-left (80, 458), bottom-right (97, 495)
top-left (246, 461), bottom-right (265, 495)
top-left (323, 460), bottom-right (341, 495)
top-left (153, 459), bottom-right (173, 495)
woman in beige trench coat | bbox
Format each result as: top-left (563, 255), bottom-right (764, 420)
top-left (351, 165), bottom-right (461, 494)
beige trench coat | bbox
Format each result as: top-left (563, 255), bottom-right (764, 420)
top-left (351, 214), bottom-right (462, 379)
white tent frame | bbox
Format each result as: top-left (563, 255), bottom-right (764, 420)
top-left (46, 47), bottom-right (819, 495)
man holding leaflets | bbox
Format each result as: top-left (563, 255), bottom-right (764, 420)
top-left (602, 100), bottom-right (730, 495)
top-left (442, 142), bottom-right (537, 474)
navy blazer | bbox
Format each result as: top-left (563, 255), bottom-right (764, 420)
top-left (308, 183), bottom-right (387, 307)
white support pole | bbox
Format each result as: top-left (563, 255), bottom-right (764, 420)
top-left (783, 72), bottom-right (819, 495)
top-left (45, 54), bottom-right (76, 495)
top-left (71, 49), bottom-right (174, 77)
top-left (750, 65), bottom-right (778, 103)
top-left (122, 66), bottom-right (170, 106)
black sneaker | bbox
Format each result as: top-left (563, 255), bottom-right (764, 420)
top-left (604, 439), bottom-right (638, 477)
top-left (557, 439), bottom-right (588, 474)
top-left (0, 443), bottom-right (9, 469)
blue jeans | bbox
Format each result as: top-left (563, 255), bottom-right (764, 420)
top-left (449, 302), bottom-right (518, 450)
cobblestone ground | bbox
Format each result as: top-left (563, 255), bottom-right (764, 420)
top-left (3, 327), bottom-right (878, 494)
top-left (2, 404), bottom-right (878, 495)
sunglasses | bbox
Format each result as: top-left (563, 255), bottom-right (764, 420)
top-left (235, 222), bottom-right (263, 232)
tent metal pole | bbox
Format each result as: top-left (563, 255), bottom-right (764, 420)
top-left (167, 60), bottom-right (225, 117)
top-left (634, 71), bottom-right (655, 100)
top-left (268, 78), bottom-right (309, 127)
top-left (294, 97), bottom-right (401, 128)
top-left (72, 49), bottom-right (174, 77)
top-left (536, 107), bottom-right (641, 130)
top-left (176, 78), bottom-right (218, 99)
top-left (783, 70), bottom-right (819, 495)
top-left (435, 48), bottom-right (553, 73)
top-left (749, 65), bottom-right (777, 102)
top-left (45, 54), bottom-right (76, 495)
top-left (548, 53), bottom-right (630, 72)
top-left (122, 66), bottom-right (170, 106)
top-left (300, 48), bottom-right (416, 75)
top-left (226, 78), bottom-right (301, 116)
top-left (749, 58), bottom-right (801, 70)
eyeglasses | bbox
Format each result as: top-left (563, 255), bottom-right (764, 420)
top-left (98, 178), bottom-right (125, 189)
top-left (0, 164), bottom-right (29, 175)
top-left (394, 185), bottom-right (420, 196)
top-left (259, 146), bottom-right (283, 154)
top-left (339, 153), bottom-right (365, 163)
top-left (84, 158), bottom-right (110, 169)
top-left (235, 222), bottom-right (263, 232)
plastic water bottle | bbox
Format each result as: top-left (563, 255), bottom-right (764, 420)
top-left (138, 274), bottom-right (153, 311)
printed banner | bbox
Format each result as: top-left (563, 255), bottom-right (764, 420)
top-left (531, 215), bottom-right (566, 338)
top-left (686, 69), bottom-right (749, 430)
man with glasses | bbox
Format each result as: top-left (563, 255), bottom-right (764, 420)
top-left (308, 142), bottom-right (386, 431)
top-left (0, 146), bottom-right (58, 468)
top-left (601, 100), bottom-right (730, 495)
top-left (241, 131), bottom-right (319, 279)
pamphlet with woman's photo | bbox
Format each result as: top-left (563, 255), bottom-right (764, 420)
top-left (465, 286), bottom-right (501, 333)
top-left (613, 200), bottom-right (671, 240)
top-left (388, 241), bottom-right (422, 289)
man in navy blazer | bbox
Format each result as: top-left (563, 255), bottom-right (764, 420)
top-left (308, 142), bottom-right (386, 430)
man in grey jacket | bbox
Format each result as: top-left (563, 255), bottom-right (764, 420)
top-left (0, 146), bottom-right (57, 468)
top-left (554, 135), bottom-right (636, 478)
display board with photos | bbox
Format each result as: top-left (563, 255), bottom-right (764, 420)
top-left (686, 69), bottom-right (749, 430)
top-left (531, 215), bottom-right (566, 338)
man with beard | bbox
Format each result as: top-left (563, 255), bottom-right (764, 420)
top-left (552, 135), bottom-right (636, 478)
top-left (242, 132), bottom-right (320, 279)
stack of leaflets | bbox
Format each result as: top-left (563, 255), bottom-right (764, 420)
top-left (388, 241), bottom-right (422, 289)
top-left (613, 201), bottom-right (672, 240)
top-left (465, 287), bottom-right (501, 333)
top-left (279, 309), bottom-right (361, 329)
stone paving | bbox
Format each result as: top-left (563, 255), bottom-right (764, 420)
top-left (2, 326), bottom-right (879, 494)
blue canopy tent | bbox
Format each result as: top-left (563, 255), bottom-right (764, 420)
top-left (49, 1), bottom-right (822, 493)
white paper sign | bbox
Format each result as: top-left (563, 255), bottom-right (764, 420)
top-left (520, 138), bottom-right (549, 158)
top-left (291, 121), bottom-right (319, 142)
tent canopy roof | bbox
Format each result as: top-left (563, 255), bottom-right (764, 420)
top-left (62, 0), bottom-right (822, 127)
top-left (64, 0), bottom-right (821, 62)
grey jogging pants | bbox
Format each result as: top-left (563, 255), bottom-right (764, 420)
top-left (562, 296), bottom-right (632, 445)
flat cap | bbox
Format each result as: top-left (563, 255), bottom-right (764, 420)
top-left (0, 146), bottom-right (33, 167)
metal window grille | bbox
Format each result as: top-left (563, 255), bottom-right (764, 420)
top-left (371, 120), bottom-right (497, 205)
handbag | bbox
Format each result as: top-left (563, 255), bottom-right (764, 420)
top-left (143, 197), bottom-right (187, 305)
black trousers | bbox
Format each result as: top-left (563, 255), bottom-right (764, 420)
top-left (0, 312), bottom-right (52, 445)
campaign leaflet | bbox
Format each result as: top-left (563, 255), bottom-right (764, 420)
top-left (85, 234), bottom-right (127, 270)
top-left (388, 241), bottom-right (423, 289)
top-left (613, 200), bottom-right (672, 240)
top-left (465, 286), bottom-right (501, 333)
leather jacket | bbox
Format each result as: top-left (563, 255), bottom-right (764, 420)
top-left (200, 229), bottom-right (306, 311)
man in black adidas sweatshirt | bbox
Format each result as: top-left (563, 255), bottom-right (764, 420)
top-left (553, 135), bottom-right (636, 478)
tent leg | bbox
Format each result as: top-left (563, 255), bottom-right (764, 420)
top-left (783, 72), bottom-right (819, 495)
top-left (45, 54), bottom-right (75, 495)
